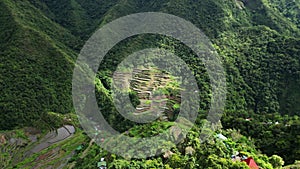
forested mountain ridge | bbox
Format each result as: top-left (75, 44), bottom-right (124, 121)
top-left (1, 0), bottom-right (299, 129)
top-left (0, 0), bottom-right (299, 168)
top-left (0, 0), bottom-right (78, 129)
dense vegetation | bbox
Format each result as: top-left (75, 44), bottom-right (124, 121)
top-left (0, 0), bottom-right (299, 168)
top-left (71, 123), bottom-right (281, 169)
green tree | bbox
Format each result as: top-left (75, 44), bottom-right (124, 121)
top-left (269, 155), bottom-right (284, 169)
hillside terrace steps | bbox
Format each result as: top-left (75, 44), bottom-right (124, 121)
top-left (112, 67), bottom-right (181, 121)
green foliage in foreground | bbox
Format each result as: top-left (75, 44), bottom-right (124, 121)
top-left (72, 122), bottom-right (280, 169)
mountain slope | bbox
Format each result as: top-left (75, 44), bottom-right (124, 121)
top-left (0, 0), bottom-right (77, 129)
top-left (0, 0), bottom-right (299, 167)
top-left (28, 0), bottom-right (119, 40)
top-left (267, 0), bottom-right (300, 29)
top-left (242, 0), bottom-right (299, 36)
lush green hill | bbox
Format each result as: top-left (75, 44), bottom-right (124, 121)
top-left (80, 0), bottom-right (300, 165)
top-left (0, 0), bottom-right (299, 167)
top-left (242, 0), bottom-right (299, 36)
top-left (28, 0), bottom-right (119, 40)
top-left (267, 0), bottom-right (300, 28)
top-left (0, 0), bottom-right (77, 129)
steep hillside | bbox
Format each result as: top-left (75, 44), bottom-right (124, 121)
top-left (0, 0), bottom-right (298, 136)
top-left (28, 0), bottom-right (119, 40)
top-left (242, 0), bottom-right (299, 36)
top-left (0, 0), bottom-right (299, 167)
top-left (84, 0), bottom-right (300, 164)
top-left (0, 0), bottom-right (77, 129)
top-left (267, 0), bottom-right (300, 28)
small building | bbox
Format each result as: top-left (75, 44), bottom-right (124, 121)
top-left (243, 157), bottom-right (259, 169)
top-left (76, 145), bottom-right (83, 152)
top-left (97, 158), bottom-right (107, 169)
top-left (216, 133), bottom-right (227, 141)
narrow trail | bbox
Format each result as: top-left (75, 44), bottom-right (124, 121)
top-left (80, 139), bottom-right (95, 158)
top-left (68, 139), bottom-right (95, 169)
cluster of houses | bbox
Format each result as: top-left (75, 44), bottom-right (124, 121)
top-left (217, 133), bottom-right (259, 169)
top-left (93, 133), bottom-right (259, 169)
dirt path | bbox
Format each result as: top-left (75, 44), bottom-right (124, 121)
top-left (68, 139), bottom-right (95, 169)
top-left (80, 139), bottom-right (95, 158)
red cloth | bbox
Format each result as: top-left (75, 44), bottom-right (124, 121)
top-left (243, 157), bottom-right (259, 169)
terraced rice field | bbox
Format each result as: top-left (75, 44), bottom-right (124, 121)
top-left (113, 67), bottom-right (181, 121)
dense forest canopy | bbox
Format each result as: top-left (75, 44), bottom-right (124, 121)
top-left (0, 0), bottom-right (299, 168)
